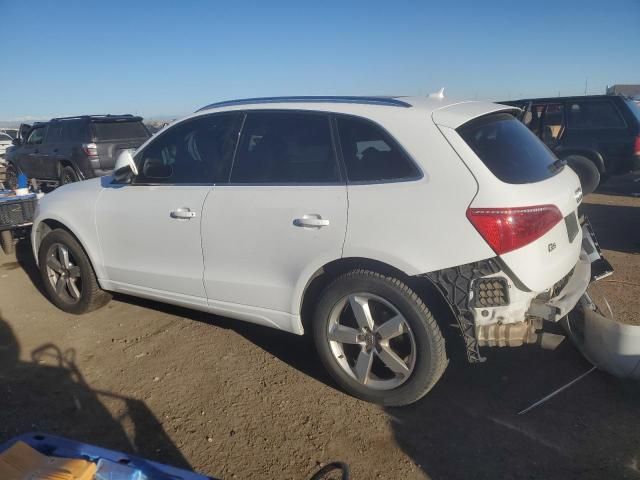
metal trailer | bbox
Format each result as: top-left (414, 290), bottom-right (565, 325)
top-left (0, 191), bottom-right (37, 254)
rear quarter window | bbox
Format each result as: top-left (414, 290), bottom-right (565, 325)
top-left (92, 121), bottom-right (150, 141)
top-left (458, 113), bottom-right (559, 184)
top-left (567, 101), bottom-right (626, 129)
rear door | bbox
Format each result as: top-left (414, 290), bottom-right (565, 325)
top-left (202, 111), bottom-right (348, 325)
top-left (90, 119), bottom-right (150, 170)
top-left (95, 113), bottom-right (241, 307)
top-left (40, 123), bottom-right (65, 179)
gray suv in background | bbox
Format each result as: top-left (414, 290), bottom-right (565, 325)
top-left (5, 115), bottom-right (150, 188)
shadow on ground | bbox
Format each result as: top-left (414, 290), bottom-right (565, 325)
top-left (386, 334), bottom-right (640, 479)
top-left (0, 311), bottom-right (191, 472)
top-left (580, 202), bottom-right (640, 254)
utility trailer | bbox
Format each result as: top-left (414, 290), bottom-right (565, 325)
top-left (0, 191), bottom-right (37, 254)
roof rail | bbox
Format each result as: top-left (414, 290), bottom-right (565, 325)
top-left (50, 114), bottom-right (136, 121)
top-left (197, 96), bottom-right (412, 112)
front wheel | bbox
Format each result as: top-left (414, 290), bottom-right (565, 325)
top-left (38, 229), bottom-right (111, 314)
top-left (313, 270), bottom-right (448, 406)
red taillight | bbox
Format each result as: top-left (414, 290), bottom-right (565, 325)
top-left (466, 205), bottom-right (563, 255)
top-left (634, 135), bottom-right (640, 156)
top-left (82, 143), bottom-right (98, 157)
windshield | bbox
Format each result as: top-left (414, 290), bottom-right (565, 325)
top-left (92, 121), bottom-right (150, 141)
top-left (458, 113), bottom-right (560, 184)
top-left (0, 133), bottom-right (12, 141)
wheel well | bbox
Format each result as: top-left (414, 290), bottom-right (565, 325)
top-left (58, 160), bottom-right (77, 177)
top-left (300, 257), bottom-right (457, 339)
top-left (35, 220), bottom-right (82, 259)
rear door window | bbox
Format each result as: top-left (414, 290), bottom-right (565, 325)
top-left (458, 113), bottom-right (559, 184)
top-left (568, 101), bottom-right (625, 129)
top-left (230, 112), bottom-right (339, 184)
top-left (45, 124), bottom-right (64, 143)
top-left (64, 121), bottom-right (88, 142)
top-left (336, 115), bottom-right (420, 182)
top-left (92, 121), bottom-right (150, 141)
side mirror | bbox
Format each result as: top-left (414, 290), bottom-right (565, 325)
top-left (113, 150), bottom-right (138, 183)
top-left (12, 138), bottom-right (22, 146)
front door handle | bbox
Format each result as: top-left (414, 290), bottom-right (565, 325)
top-left (293, 214), bottom-right (330, 228)
top-left (170, 208), bottom-right (197, 219)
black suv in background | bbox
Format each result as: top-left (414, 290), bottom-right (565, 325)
top-left (503, 95), bottom-right (640, 193)
top-left (5, 115), bottom-right (150, 188)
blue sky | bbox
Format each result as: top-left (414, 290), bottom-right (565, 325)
top-left (0, 0), bottom-right (638, 121)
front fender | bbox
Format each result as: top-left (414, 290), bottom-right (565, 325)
top-left (32, 178), bottom-right (106, 281)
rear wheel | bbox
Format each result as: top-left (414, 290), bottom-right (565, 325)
top-left (565, 155), bottom-right (600, 195)
top-left (39, 229), bottom-right (111, 314)
top-left (313, 269), bottom-right (448, 406)
top-left (60, 166), bottom-right (79, 185)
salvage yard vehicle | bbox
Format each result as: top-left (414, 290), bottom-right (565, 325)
top-left (31, 96), bottom-right (612, 406)
top-left (5, 115), bottom-right (150, 189)
top-left (503, 95), bottom-right (640, 194)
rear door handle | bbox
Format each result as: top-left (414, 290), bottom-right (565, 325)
top-left (170, 208), bottom-right (197, 219)
top-left (293, 214), bottom-right (330, 228)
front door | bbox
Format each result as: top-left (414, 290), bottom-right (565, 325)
top-left (95, 112), bottom-right (243, 308)
top-left (19, 125), bottom-right (48, 178)
top-left (202, 111), bottom-right (348, 328)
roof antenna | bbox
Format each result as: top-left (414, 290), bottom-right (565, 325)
top-left (428, 87), bottom-right (445, 99)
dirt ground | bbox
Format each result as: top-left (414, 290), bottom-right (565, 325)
top-left (1, 175), bottom-right (639, 480)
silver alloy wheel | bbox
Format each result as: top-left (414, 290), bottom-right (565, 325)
top-left (327, 292), bottom-right (417, 390)
top-left (45, 243), bottom-right (82, 303)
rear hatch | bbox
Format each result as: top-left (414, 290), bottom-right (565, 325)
top-left (90, 117), bottom-right (150, 169)
top-left (437, 108), bottom-right (583, 292)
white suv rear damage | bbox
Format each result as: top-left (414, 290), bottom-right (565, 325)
top-left (433, 107), bottom-right (612, 360)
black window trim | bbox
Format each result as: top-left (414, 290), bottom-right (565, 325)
top-left (332, 112), bottom-right (424, 185)
top-left (565, 99), bottom-right (628, 130)
top-left (121, 108), bottom-right (423, 187)
top-left (129, 111), bottom-right (243, 187)
top-left (225, 109), bottom-right (345, 187)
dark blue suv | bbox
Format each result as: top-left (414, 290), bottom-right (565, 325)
top-left (503, 95), bottom-right (640, 193)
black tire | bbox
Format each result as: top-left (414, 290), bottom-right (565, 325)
top-left (38, 228), bottom-right (111, 314)
top-left (60, 165), bottom-right (79, 185)
top-left (5, 163), bottom-right (18, 190)
top-left (0, 230), bottom-right (14, 255)
top-left (565, 155), bottom-right (600, 195)
top-left (313, 269), bottom-right (448, 406)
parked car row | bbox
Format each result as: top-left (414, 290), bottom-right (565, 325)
top-left (29, 95), bottom-right (613, 406)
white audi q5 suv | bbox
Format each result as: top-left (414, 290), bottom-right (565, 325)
top-left (31, 95), bottom-right (610, 405)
